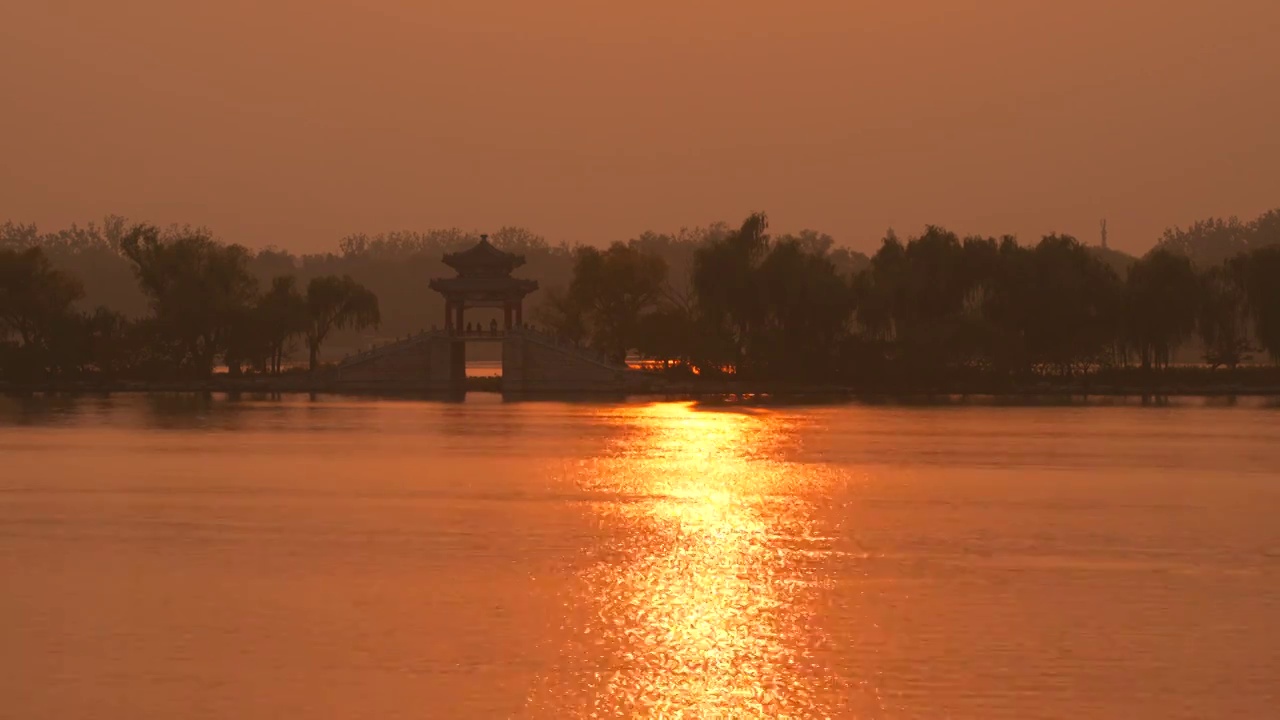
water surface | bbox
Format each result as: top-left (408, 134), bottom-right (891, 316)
top-left (2, 394), bottom-right (1278, 718)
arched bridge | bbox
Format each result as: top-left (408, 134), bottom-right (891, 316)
top-left (327, 235), bottom-right (650, 393)
top-left (329, 327), bottom-right (644, 393)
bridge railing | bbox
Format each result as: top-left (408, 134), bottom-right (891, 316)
top-left (338, 328), bottom-right (445, 367)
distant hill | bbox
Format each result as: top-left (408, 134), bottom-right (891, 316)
top-left (1088, 246), bottom-right (1138, 277)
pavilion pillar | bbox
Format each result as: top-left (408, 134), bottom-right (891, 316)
top-left (515, 302), bottom-right (523, 328)
top-left (504, 303), bottom-right (513, 330)
top-left (454, 304), bottom-right (464, 333)
top-left (444, 301), bottom-right (453, 332)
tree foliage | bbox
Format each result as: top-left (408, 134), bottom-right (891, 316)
top-left (120, 224), bottom-right (258, 376)
top-left (566, 243), bottom-right (667, 363)
top-left (750, 237), bottom-right (853, 379)
top-left (989, 235), bottom-right (1122, 374)
top-left (1156, 210), bottom-right (1280, 268)
top-left (1243, 245), bottom-right (1280, 363)
top-left (1124, 250), bottom-right (1200, 370)
top-left (1198, 261), bottom-right (1254, 369)
top-left (5, 207), bottom-right (1280, 386)
top-left (259, 276), bottom-right (309, 373)
top-left (0, 247), bottom-right (85, 348)
top-left (691, 213), bottom-right (773, 371)
top-left (305, 275), bottom-right (380, 371)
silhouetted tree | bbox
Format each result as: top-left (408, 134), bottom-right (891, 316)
top-left (7, 208), bottom-right (1279, 388)
top-left (750, 237), bottom-right (854, 379)
top-left (1, 216), bottom-right (147, 317)
top-left (1157, 216), bottom-right (1253, 269)
top-left (771, 229), bottom-right (871, 284)
top-left (633, 306), bottom-right (698, 370)
top-left (686, 214), bottom-right (859, 378)
top-left (80, 307), bottom-right (136, 377)
top-left (563, 243), bottom-right (667, 363)
top-left (533, 287), bottom-right (588, 343)
top-left (1243, 245), bottom-right (1280, 363)
top-left (0, 247), bottom-right (85, 349)
top-left (1198, 261), bottom-right (1254, 369)
top-left (1124, 250), bottom-right (1199, 370)
top-left (120, 224), bottom-right (258, 376)
top-left (223, 306), bottom-right (269, 376)
top-left (1253, 209), bottom-right (1280, 251)
top-left (305, 275), bottom-right (380, 371)
top-left (851, 230), bottom-right (906, 343)
top-left (854, 227), bottom-right (995, 374)
top-left (626, 225), bottom-right (723, 314)
top-left (895, 226), bottom-right (975, 331)
top-left (1156, 208), bottom-right (1280, 268)
top-left (987, 235), bottom-right (1122, 376)
top-left (258, 276), bottom-right (308, 373)
top-left (691, 213), bottom-right (771, 372)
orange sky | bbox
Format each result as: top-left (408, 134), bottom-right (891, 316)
top-left (2, 0), bottom-right (1277, 254)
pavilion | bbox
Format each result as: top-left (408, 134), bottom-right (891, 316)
top-left (332, 236), bottom-right (633, 392)
top-left (428, 235), bottom-right (539, 333)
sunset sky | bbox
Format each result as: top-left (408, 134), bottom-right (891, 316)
top-left (2, 0), bottom-right (1277, 254)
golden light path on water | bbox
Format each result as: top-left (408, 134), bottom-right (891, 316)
top-left (528, 402), bottom-right (863, 718)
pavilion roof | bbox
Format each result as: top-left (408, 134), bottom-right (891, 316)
top-left (442, 236), bottom-right (526, 276)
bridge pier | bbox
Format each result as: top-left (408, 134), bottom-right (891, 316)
top-left (501, 333), bottom-right (525, 393)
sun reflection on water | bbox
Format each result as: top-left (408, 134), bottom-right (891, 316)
top-left (528, 402), bottom-right (849, 718)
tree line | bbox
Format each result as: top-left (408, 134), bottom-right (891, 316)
top-left (1, 224), bottom-right (380, 381)
top-left (540, 209), bottom-right (1280, 386)
top-left (2, 208), bottom-right (1278, 386)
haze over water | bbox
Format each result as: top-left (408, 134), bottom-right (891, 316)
top-left (2, 395), bottom-right (1279, 718)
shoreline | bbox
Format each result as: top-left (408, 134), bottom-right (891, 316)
top-left (4, 375), bottom-right (1280, 399)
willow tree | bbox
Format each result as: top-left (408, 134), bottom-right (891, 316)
top-left (987, 235), bottom-right (1122, 376)
top-left (1123, 250), bottom-right (1199, 370)
top-left (259, 276), bottom-right (308, 373)
top-left (750, 237), bottom-right (853, 379)
top-left (1244, 245), bottom-right (1280, 363)
top-left (691, 213), bottom-right (771, 371)
top-left (1198, 260), bottom-right (1254, 369)
top-left (305, 275), bottom-right (380, 371)
top-left (854, 227), bottom-right (999, 374)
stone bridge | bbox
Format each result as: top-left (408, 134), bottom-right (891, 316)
top-left (327, 327), bottom-right (646, 394)
top-left (326, 235), bottom-right (652, 394)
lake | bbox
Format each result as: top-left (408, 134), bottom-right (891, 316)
top-left (2, 394), bottom-right (1278, 719)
